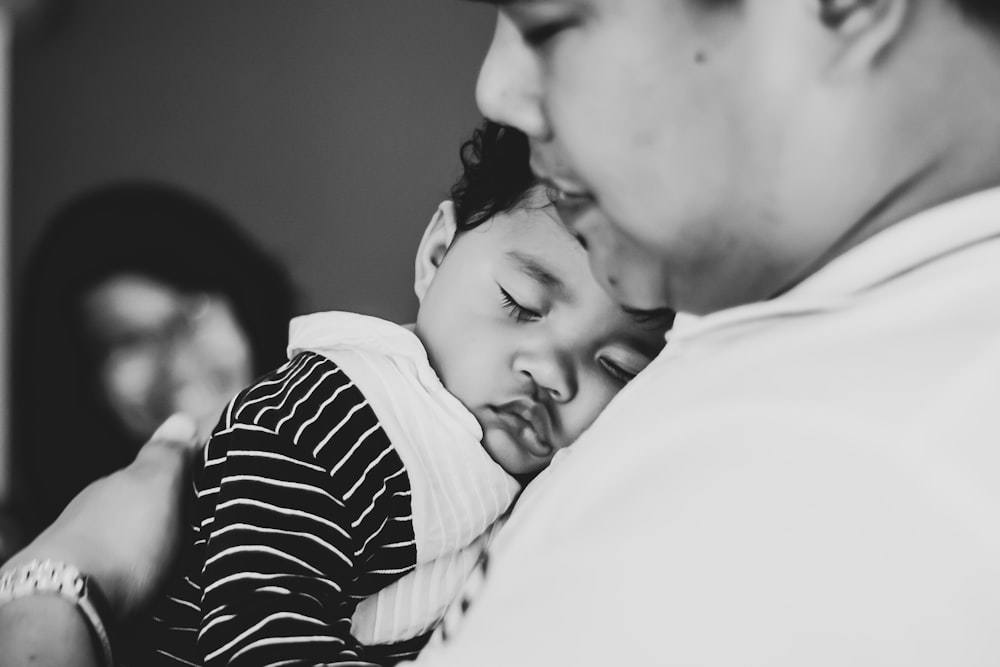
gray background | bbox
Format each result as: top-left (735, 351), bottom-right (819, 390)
top-left (11, 0), bottom-right (496, 321)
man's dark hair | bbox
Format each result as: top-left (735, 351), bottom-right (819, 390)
top-left (479, 0), bottom-right (1000, 31)
top-left (450, 120), bottom-right (538, 233)
top-left (695, 0), bottom-right (1000, 31)
top-left (951, 0), bottom-right (1000, 30)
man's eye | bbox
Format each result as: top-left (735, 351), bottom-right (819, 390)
top-left (522, 22), bottom-right (564, 47)
top-left (499, 287), bottom-right (542, 323)
top-left (519, 15), bottom-right (577, 49)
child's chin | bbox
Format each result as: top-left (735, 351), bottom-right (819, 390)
top-left (482, 427), bottom-right (545, 477)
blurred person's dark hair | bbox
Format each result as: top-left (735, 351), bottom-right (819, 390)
top-left (11, 181), bottom-right (296, 533)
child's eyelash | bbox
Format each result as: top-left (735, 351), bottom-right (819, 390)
top-left (499, 287), bottom-right (541, 323)
top-left (599, 357), bottom-right (637, 385)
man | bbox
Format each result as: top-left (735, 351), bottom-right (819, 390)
top-left (3, 0), bottom-right (1000, 664)
top-left (409, 1), bottom-right (1000, 663)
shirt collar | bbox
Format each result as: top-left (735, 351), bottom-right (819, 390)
top-left (670, 186), bottom-right (1000, 342)
top-left (288, 311), bottom-right (430, 365)
top-left (786, 186), bottom-right (1000, 300)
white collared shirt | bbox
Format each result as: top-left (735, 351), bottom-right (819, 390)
top-left (414, 188), bottom-right (1000, 666)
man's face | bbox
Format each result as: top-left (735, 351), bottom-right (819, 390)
top-left (475, 0), bottom-right (854, 314)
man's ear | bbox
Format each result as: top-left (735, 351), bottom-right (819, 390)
top-left (817, 0), bottom-right (909, 73)
top-left (414, 200), bottom-right (458, 302)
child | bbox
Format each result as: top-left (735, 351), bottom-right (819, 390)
top-left (124, 122), bottom-right (672, 666)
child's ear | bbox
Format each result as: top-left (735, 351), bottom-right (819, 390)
top-left (414, 201), bottom-right (458, 302)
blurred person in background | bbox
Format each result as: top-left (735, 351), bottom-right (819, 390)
top-left (6, 181), bottom-right (295, 545)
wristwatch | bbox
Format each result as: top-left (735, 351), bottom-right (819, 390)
top-left (0, 558), bottom-right (115, 667)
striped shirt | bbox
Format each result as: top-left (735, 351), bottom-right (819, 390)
top-left (124, 351), bottom-right (427, 666)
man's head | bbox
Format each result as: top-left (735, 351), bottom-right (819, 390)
top-left (412, 122), bottom-right (671, 476)
top-left (474, 0), bottom-right (1000, 314)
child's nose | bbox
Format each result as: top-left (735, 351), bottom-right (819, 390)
top-left (513, 346), bottom-right (577, 404)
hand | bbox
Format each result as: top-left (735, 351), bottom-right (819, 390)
top-left (3, 414), bottom-right (200, 622)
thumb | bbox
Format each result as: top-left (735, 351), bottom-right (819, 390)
top-left (133, 413), bottom-right (201, 470)
top-left (152, 412), bottom-right (199, 442)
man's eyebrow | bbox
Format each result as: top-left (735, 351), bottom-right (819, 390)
top-left (621, 305), bottom-right (676, 331)
top-left (505, 250), bottom-right (569, 297)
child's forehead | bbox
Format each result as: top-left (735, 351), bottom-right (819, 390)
top-left (501, 188), bottom-right (577, 242)
top-left (494, 212), bottom-right (670, 341)
top-left (512, 200), bottom-right (563, 232)
top-left (493, 203), bottom-right (586, 265)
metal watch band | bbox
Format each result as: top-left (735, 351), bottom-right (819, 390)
top-left (0, 558), bottom-right (115, 667)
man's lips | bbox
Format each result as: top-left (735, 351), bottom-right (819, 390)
top-left (529, 152), bottom-right (590, 195)
top-left (491, 400), bottom-right (556, 457)
top-left (528, 157), bottom-right (596, 225)
top-left (551, 191), bottom-right (595, 231)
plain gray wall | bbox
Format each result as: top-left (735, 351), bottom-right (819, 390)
top-left (11, 0), bottom-right (497, 321)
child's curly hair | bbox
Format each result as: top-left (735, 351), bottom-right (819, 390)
top-left (450, 120), bottom-right (538, 232)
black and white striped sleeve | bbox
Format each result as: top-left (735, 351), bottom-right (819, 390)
top-left (195, 351), bottom-right (415, 667)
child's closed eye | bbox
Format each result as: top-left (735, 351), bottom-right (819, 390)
top-left (597, 351), bottom-right (648, 385)
top-left (499, 287), bottom-right (542, 323)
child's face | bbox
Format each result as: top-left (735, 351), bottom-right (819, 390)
top-left (415, 188), bottom-right (669, 476)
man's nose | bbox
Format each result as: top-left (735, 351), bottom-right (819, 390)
top-left (476, 11), bottom-right (550, 141)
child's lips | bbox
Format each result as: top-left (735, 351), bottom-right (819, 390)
top-left (491, 401), bottom-right (556, 457)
